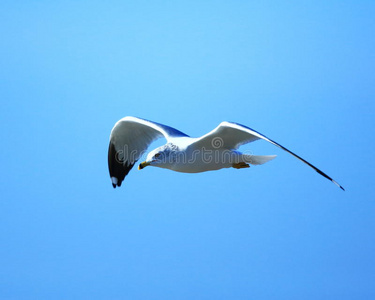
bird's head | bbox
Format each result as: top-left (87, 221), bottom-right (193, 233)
top-left (138, 143), bottom-right (178, 170)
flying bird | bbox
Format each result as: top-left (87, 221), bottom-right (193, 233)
top-left (108, 116), bottom-right (344, 190)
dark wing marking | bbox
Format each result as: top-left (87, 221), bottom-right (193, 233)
top-left (108, 142), bottom-right (136, 188)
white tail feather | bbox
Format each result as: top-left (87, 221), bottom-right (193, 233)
top-left (242, 154), bottom-right (277, 165)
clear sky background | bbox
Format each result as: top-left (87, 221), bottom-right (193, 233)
top-left (1, 1), bottom-right (374, 299)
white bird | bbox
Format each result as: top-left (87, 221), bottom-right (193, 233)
top-left (108, 116), bottom-right (344, 190)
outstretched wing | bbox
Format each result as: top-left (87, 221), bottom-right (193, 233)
top-left (193, 121), bottom-right (344, 190)
top-left (108, 116), bottom-right (188, 188)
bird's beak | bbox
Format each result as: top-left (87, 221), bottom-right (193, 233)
top-left (138, 161), bottom-right (151, 170)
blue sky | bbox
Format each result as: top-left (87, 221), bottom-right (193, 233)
top-left (1, 1), bottom-right (374, 299)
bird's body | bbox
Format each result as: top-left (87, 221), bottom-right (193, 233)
top-left (108, 116), bottom-right (344, 190)
top-left (143, 141), bottom-right (243, 173)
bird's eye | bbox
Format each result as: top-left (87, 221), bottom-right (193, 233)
top-left (155, 153), bottom-right (161, 158)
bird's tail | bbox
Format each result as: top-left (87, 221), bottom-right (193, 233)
top-left (242, 154), bottom-right (277, 165)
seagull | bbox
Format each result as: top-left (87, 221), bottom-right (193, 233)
top-left (108, 116), bottom-right (344, 190)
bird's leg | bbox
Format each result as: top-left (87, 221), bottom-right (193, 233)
top-left (232, 162), bottom-right (250, 169)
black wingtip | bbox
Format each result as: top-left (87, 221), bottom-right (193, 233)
top-left (108, 142), bottom-right (135, 189)
top-left (331, 178), bottom-right (345, 191)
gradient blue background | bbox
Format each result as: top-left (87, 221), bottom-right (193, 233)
top-left (1, 1), bottom-right (374, 299)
